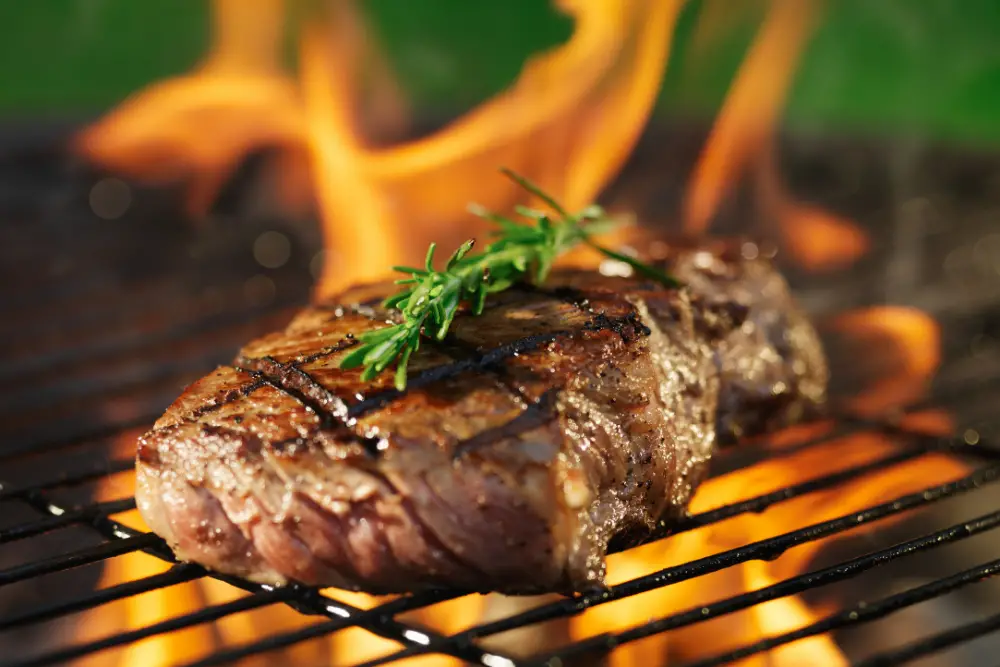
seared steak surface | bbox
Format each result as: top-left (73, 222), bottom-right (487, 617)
top-left (621, 233), bottom-right (828, 443)
top-left (135, 238), bottom-right (825, 594)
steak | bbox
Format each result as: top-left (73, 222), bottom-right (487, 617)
top-left (615, 231), bottom-right (828, 444)
top-left (135, 237), bottom-right (826, 594)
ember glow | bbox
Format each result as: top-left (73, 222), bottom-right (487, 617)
top-left (76, 0), bottom-right (969, 665)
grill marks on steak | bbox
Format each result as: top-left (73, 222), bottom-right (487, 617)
top-left (135, 240), bottom-right (826, 594)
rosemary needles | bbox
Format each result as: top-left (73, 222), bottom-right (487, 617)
top-left (339, 169), bottom-right (678, 390)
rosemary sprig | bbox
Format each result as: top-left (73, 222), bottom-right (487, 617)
top-left (339, 169), bottom-right (680, 389)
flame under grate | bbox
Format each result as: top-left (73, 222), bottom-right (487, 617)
top-left (3, 394), bottom-right (1000, 667)
top-left (4, 129), bottom-right (1000, 667)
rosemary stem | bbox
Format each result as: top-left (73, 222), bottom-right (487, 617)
top-left (337, 169), bottom-right (678, 389)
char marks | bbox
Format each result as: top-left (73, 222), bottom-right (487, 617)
top-left (296, 337), bottom-right (360, 365)
top-left (347, 328), bottom-right (566, 419)
top-left (179, 282), bottom-right (657, 461)
top-left (134, 238), bottom-right (828, 595)
top-left (234, 355), bottom-right (384, 456)
top-left (348, 286), bottom-right (652, 419)
top-left (527, 283), bottom-right (654, 342)
top-left (453, 388), bottom-right (560, 458)
top-left (190, 378), bottom-right (266, 419)
top-left (439, 282), bottom-right (653, 456)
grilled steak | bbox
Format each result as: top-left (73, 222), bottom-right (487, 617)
top-left (615, 232), bottom-right (828, 444)
top-left (135, 237), bottom-right (826, 594)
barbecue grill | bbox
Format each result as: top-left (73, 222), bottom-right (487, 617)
top-left (3, 122), bottom-right (1000, 667)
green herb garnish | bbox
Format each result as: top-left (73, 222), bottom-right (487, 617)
top-left (339, 169), bottom-right (680, 389)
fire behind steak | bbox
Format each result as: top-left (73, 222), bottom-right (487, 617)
top-left (135, 237), bottom-right (826, 594)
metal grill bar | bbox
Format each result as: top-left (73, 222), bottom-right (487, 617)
top-left (0, 497), bottom-right (135, 543)
top-left (2, 359), bottom-right (983, 481)
top-left (0, 415), bottom-right (156, 463)
top-left (534, 508), bottom-right (1000, 665)
top-left (15, 588), bottom-right (296, 667)
top-left (354, 464), bottom-right (1000, 667)
top-left (0, 256), bottom-right (306, 345)
top-left (667, 446), bottom-right (930, 533)
top-left (0, 533), bottom-right (160, 588)
top-left (0, 280), bottom-right (247, 345)
top-left (175, 593), bottom-right (482, 667)
top-left (0, 302), bottom-right (299, 383)
top-left (1, 494), bottom-right (489, 667)
top-left (178, 619), bottom-right (355, 667)
top-left (0, 273), bottom-right (112, 310)
top-left (1, 352), bottom-right (234, 417)
top-left (0, 384), bottom-right (970, 485)
top-left (0, 459), bottom-right (133, 501)
top-left (855, 611), bottom-right (1000, 667)
top-left (5, 362), bottom-right (990, 477)
top-left (726, 370), bottom-right (1000, 466)
top-left (682, 558), bottom-right (1000, 667)
top-left (0, 566), bottom-right (203, 632)
top-left (2, 408), bottom-right (996, 666)
top-left (4, 189), bottom-right (1000, 665)
top-left (5, 395), bottom-right (186, 454)
top-left (11, 495), bottom-right (502, 667)
top-left (2, 397), bottom-right (996, 667)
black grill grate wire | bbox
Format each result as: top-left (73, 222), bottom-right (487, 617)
top-left (2, 394), bottom-right (1000, 666)
top-left (4, 263), bottom-right (1000, 666)
top-left (854, 611), bottom-right (1000, 667)
top-left (4, 164), bottom-right (1000, 666)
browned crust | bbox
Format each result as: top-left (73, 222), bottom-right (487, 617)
top-left (134, 238), bottom-right (825, 594)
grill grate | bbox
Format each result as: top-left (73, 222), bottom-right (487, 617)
top-left (4, 133), bottom-right (1000, 666)
top-left (3, 406), bottom-right (1000, 667)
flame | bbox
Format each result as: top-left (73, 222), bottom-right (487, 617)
top-left (301, 0), bottom-right (683, 294)
top-left (73, 429), bottom-right (331, 667)
top-left (78, 0), bottom-right (680, 296)
top-left (75, 0), bottom-right (294, 216)
top-left (684, 0), bottom-right (869, 271)
top-left (74, 1), bottom-right (960, 665)
top-left (76, 429), bottom-right (481, 667)
top-left (571, 409), bottom-right (964, 666)
top-left (828, 306), bottom-right (941, 415)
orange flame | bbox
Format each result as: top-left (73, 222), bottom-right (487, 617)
top-left (828, 306), bottom-right (941, 415)
top-left (75, 1), bottom-right (961, 665)
top-left (75, 0), bottom-right (296, 216)
top-left (72, 429), bottom-right (330, 667)
top-left (294, 0), bottom-right (683, 296)
top-left (78, 0), bottom-right (681, 297)
top-left (76, 429), bottom-right (481, 667)
top-left (573, 410), bottom-right (962, 666)
top-left (684, 0), bottom-right (869, 271)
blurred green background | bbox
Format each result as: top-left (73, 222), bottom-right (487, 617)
top-left (1, 0), bottom-right (998, 146)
